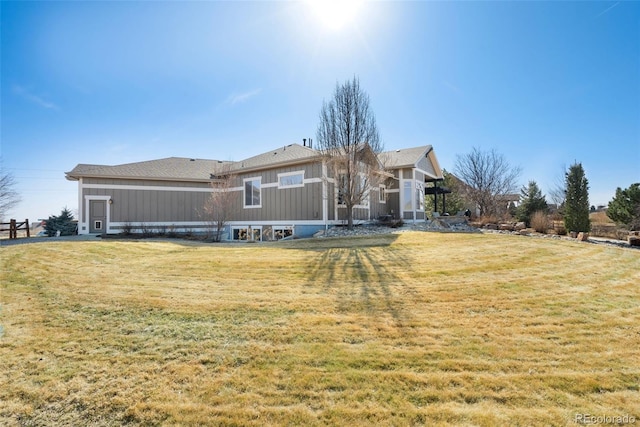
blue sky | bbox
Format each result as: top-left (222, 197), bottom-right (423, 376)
top-left (2, 0), bottom-right (639, 221)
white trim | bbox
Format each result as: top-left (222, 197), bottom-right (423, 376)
top-left (415, 167), bottom-right (439, 180)
top-left (385, 188), bottom-right (400, 194)
top-left (322, 162), bottom-right (328, 228)
top-left (304, 177), bottom-right (323, 184)
top-left (227, 219), bottom-right (335, 226)
top-left (243, 177), bottom-right (262, 209)
top-left (82, 183), bottom-right (213, 192)
top-left (78, 178), bottom-right (84, 225)
top-left (278, 170), bottom-right (305, 189)
top-left (231, 225), bottom-right (263, 241)
top-left (82, 195), bottom-right (112, 235)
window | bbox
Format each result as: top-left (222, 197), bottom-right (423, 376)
top-left (403, 181), bottom-right (413, 211)
top-left (278, 171), bottom-right (304, 188)
top-left (337, 174), bottom-right (347, 206)
top-left (244, 178), bottom-right (261, 208)
top-left (232, 226), bottom-right (262, 241)
top-left (273, 226), bottom-right (294, 240)
top-left (416, 182), bottom-right (424, 211)
top-left (379, 185), bottom-right (386, 203)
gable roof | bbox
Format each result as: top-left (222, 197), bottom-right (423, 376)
top-left (65, 144), bottom-right (320, 182)
top-left (66, 143), bottom-right (442, 182)
top-left (381, 145), bottom-right (432, 169)
top-left (228, 143), bottom-right (320, 173)
top-left (66, 157), bottom-right (233, 182)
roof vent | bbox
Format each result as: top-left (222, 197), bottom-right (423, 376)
top-left (190, 158), bottom-right (196, 161)
top-left (396, 149), bottom-right (401, 152)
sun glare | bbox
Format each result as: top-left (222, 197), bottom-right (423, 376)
top-left (308, 0), bottom-right (363, 31)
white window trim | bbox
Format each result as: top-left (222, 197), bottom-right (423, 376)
top-left (379, 184), bottom-right (386, 203)
top-left (402, 180), bottom-right (413, 211)
top-left (278, 171), bottom-right (305, 189)
top-left (232, 225), bottom-right (262, 241)
top-left (243, 177), bottom-right (262, 209)
top-left (416, 182), bottom-right (425, 212)
top-left (272, 225), bottom-right (295, 240)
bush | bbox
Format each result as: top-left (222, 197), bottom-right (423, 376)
top-left (44, 207), bottom-right (77, 236)
top-left (531, 211), bottom-right (548, 233)
top-left (607, 183), bottom-right (640, 231)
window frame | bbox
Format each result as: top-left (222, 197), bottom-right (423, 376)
top-left (403, 181), bottom-right (413, 211)
top-left (277, 171), bottom-right (305, 189)
top-left (243, 177), bottom-right (262, 208)
top-left (272, 226), bottom-right (294, 240)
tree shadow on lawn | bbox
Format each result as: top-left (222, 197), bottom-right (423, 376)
top-left (299, 235), bottom-right (420, 330)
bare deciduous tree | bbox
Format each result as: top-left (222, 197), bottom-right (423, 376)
top-left (1, 167), bottom-right (21, 221)
top-left (453, 147), bottom-right (521, 217)
top-left (202, 165), bottom-right (237, 242)
top-left (316, 76), bottom-right (384, 229)
top-left (548, 164), bottom-right (567, 209)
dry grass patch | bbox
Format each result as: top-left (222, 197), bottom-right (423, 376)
top-left (1, 233), bottom-right (639, 426)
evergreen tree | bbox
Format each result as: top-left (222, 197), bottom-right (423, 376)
top-left (564, 163), bottom-right (591, 233)
top-left (516, 180), bottom-right (548, 226)
top-left (607, 183), bottom-right (640, 231)
top-left (424, 169), bottom-right (465, 215)
top-left (45, 207), bottom-right (77, 236)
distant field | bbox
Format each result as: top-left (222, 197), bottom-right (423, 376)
top-left (1, 232), bottom-right (639, 426)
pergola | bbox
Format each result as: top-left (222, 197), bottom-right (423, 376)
top-left (424, 178), bottom-right (452, 215)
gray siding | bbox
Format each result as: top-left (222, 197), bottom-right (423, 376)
top-left (418, 154), bottom-right (437, 177)
top-left (82, 186), bottom-right (208, 223)
top-left (84, 177), bottom-right (210, 188)
top-left (231, 161), bottom-right (324, 222)
top-left (386, 192), bottom-right (400, 218)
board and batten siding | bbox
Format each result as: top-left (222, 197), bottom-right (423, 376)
top-left (232, 162), bottom-right (324, 222)
top-left (81, 184), bottom-right (209, 223)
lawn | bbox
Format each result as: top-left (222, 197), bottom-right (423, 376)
top-left (1, 232), bottom-right (639, 426)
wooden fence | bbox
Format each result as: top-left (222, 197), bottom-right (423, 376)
top-left (0, 219), bottom-right (30, 239)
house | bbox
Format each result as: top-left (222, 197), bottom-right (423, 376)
top-left (65, 142), bottom-right (443, 239)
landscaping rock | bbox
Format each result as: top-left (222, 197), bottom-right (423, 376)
top-left (485, 223), bottom-right (498, 230)
top-left (629, 231), bottom-right (640, 247)
top-left (577, 232), bottom-right (589, 241)
top-left (499, 223), bottom-right (515, 231)
top-left (515, 222), bottom-right (526, 231)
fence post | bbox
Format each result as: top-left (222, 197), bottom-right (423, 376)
top-left (26, 219), bottom-right (30, 238)
top-left (10, 219), bottom-right (16, 239)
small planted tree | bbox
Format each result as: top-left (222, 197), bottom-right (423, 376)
top-left (202, 166), bottom-right (237, 242)
top-left (607, 183), bottom-right (640, 231)
top-left (316, 76), bottom-right (384, 229)
top-left (516, 180), bottom-right (548, 226)
top-left (564, 163), bottom-right (591, 233)
top-left (45, 207), bottom-right (77, 236)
